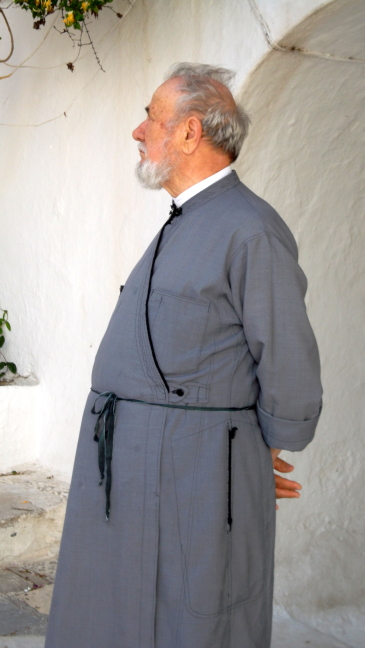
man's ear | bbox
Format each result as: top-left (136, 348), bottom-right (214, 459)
top-left (181, 116), bottom-right (203, 154)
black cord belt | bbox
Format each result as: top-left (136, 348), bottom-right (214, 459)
top-left (91, 388), bottom-right (256, 521)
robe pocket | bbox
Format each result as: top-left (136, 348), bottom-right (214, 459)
top-left (149, 290), bottom-right (209, 375)
top-left (172, 420), bottom-right (266, 617)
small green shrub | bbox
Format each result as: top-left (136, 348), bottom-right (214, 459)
top-left (0, 309), bottom-right (17, 380)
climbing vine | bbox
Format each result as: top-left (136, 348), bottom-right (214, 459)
top-left (0, 0), bottom-right (124, 71)
top-left (15, 0), bottom-right (114, 30)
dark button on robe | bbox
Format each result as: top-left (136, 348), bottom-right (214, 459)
top-left (45, 171), bottom-right (322, 648)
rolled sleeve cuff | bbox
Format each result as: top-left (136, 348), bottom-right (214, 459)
top-left (257, 402), bottom-right (322, 451)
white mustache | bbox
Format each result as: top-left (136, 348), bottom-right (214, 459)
top-left (138, 143), bottom-right (147, 154)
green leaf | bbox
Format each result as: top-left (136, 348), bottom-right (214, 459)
top-left (7, 363), bottom-right (17, 374)
top-left (0, 336), bottom-right (4, 348)
top-left (0, 362), bottom-right (6, 369)
top-left (5, 321), bottom-right (11, 331)
top-left (0, 372), bottom-right (6, 378)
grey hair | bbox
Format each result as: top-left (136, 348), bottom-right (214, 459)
top-left (164, 63), bottom-right (250, 162)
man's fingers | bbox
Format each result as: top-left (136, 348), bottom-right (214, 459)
top-left (274, 475), bottom-right (302, 491)
top-left (275, 474), bottom-right (302, 501)
top-left (276, 488), bottom-right (301, 499)
top-left (273, 456), bottom-right (302, 505)
top-left (273, 457), bottom-right (295, 473)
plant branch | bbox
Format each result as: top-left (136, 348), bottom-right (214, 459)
top-left (0, 7), bottom-right (14, 62)
top-left (82, 15), bottom-right (105, 72)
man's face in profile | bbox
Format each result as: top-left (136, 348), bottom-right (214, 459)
top-left (132, 79), bottom-right (181, 189)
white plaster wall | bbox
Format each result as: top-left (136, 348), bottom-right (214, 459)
top-left (2, 0), bottom-right (363, 640)
top-left (0, 385), bottom-right (41, 471)
top-left (235, 1), bottom-right (365, 644)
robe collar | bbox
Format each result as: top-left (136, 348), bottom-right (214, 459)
top-left (179, 170), bottom-right (241, 215)
top-left (174, 166), bottom-right (232, 208)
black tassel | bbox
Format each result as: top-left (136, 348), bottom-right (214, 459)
top-left (92, 392), bottom-right (118, 520)
top-left (227, 427), bottom-right (237, 532)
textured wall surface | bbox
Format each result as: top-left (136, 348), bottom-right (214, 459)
top-left (0, 385), bottom-right (40, 471)
top-left (236, 1), bottom-right (365, 645)
top-left (1, 0), bottom-right (363, 641)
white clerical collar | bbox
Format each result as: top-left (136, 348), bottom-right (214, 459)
top-left (174, 166), bottom-right (232, 208)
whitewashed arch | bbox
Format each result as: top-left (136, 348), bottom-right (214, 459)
top-left (236, 1), bottom-right (365, 644)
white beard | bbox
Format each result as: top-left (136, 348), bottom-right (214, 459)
top-left (135, 144), bottom-right (172, 190)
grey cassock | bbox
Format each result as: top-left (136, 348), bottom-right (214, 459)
top-left (45, 171), bottom-right (322, 648)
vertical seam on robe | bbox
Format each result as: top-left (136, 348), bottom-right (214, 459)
top-left (249, 419), bottom-right (269, 568)
top-left (175, 573), bottom-right (185, 648)
top-left (169, 414), bottom-right (200, 648)
top-left (171, 410), bottom-right (204, 618)
top-left (135, 246), bottom-right (166, 400)
top-left (150, 406), bottom-right (167, 648)
top-left (181, 414), bottom-right (205, 616)
top-left (136, 252), bottom-right (160, 391)
top-left (228, 329), bottom-right (245, 408)
top-left (211, 273), bottom-right (230, 405)
top-left (138, 403), bottom-right (152, 648)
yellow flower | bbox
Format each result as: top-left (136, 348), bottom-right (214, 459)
top-left (81, 1), bottom-right (89, 11)
top-left (63, 11), bottom-right (74, 25)
top-left (43, 0), bottom-right (53, 12)
top-left (35, 0), bottom-right (40, 5)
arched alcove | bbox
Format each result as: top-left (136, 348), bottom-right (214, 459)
top-left (235, 1), bottom-right (365, 644)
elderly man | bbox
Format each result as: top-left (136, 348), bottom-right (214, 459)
top-left (45, 64), bottom-right (322, 648)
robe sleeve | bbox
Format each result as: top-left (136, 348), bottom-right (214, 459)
top-left (229, 232), bottom-right (323, 451)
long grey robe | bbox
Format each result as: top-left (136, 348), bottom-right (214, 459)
top-left (45, 171), bottom-right (322, 648)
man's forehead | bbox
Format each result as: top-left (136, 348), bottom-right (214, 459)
top-left (147, 78), bottom-right (181, 119)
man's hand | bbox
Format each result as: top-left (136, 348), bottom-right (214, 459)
top-left (270, 449), bottom-right (302, 510)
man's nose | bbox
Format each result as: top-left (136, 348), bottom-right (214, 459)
top-left (132, 121), bottom-right (146, 141)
